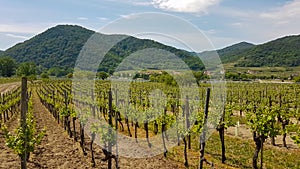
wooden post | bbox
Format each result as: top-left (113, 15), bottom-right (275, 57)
top-left (20, 77), bottom-right (28, 169)
top-left (114, 89), bottom-right (119, 169)
top-left (261, 136), bottom-right (263, 169)
top-left (108, 90), bottom-right (113, 169)
top-left (91, 89), bottom-right (95, 117)
top-left (199, 88), bottom-right (211, 169)
top-left (185, 95), bottom-right (191, 149)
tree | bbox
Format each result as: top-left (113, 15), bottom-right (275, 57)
top-left (294, 75), bottom-right (300, 82)
top-left (67, 73), bottom-right (73, 78)
top-left (40, 72), bottom-right (49, 79)
top-left (47, 67), bottom-right (68, 77)
top-left (192, 71), bottom-right (208, 81)
top-left (96, 71), bottom-right (109, 80)
top-left (0, 56), bottom-right (17, 77)
top-left (16, 62), bottom-right (37, 77)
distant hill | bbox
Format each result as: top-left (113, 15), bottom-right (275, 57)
top-left (199, 42), bottom-right (255, 64)
top-left (235, 35), bottom-right (300, 67)
top-left (217, 42), bottom-right (254, 63)
top-left (2, 24), bottom-right (300, 72)
top-left (2, 25), bottom-right (204, 72)
top-left (4, 25), bottom-right (94, 69)
top-left (200, 35), bottom-right (300, 67)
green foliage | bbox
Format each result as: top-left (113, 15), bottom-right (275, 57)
top-left (244, 98), bottom-right (283, 140)
top-left (40, 72), bottom-right (49, 79)
top-left (1, 99), bottom-right (45, 160)
top-left (235, 35), bottom-right (300, 67)
top-left (133, 72), bottom-right (150, 80)
top-left (0, 56), bottom-right (17, 77)
top-left (91, 123), bottom-right (116, 146)
top-left (218, 42), bottom-right (255, 63)
top-left (149, 71), bottom-right (178, 86)
top-left (3, 25), bottom-right (204, 74)
top-left (222, 104), bottom-right (235, 128)
top-left (48, 67), bottom-right (70, 77)
top-left (96, 71), bottom-right (109, 80)
top-left (225, 72), bottom-right (254, 81)
top-left (0, 77), bottom-right (20, 84)
top-left (67, 73), bottom-right (73, 78)
top-left (294, 75), bottom-right (300, 82)
top-left (291, 128), bottom-right (300, 147)
top-left (98, 36), bottom-right (204, 73)
top-left (4, 25), bottom-right (94, 70)
top-left (192, 71), bottom-right (208, 81)
top-left (16, 62), bottom-right (37, 77)
top-left (199, 42), bottom-right (254, 64)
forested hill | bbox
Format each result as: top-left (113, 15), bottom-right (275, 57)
top-left (217, 42), bottom-right (254, 63)
top-left (200, 35), bottom-right (300, 67)
top-left (199, 42), bottom-right (254, 64)
top-left (234, 35), bottom-right (300, 67)
top-left (2, 24), bottom-right (300, 72)
top-left (1, 25), bottom-right (204, 72)
top-left (3, 25), bottom-right (94, 69)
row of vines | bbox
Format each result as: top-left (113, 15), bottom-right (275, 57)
top-left (1, 78), bottom-right (45, 169)
top-left (36, 79), bottom-right (300, 169)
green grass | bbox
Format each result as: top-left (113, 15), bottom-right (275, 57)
top-left (0, 77), bottom-right (20, 84)
top-left (223, 64), bottom-right (300, 80)
top-left (231, 116), bottom-right (247, 125)
top-left (168, 132), bottom-right (300, 169)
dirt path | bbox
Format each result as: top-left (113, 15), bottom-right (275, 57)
top-left (27, 91), bottom-right (94, 169)
top-left (0, 82), bottom-right (20, 94)
top-left (0, 113), bottom-right (20, 169)
top-left (1, 88), bottom-right (298, 168)
top-left (0, 87), bottom-right (210, 169)
top-left (29, 90), bottom-right (183, 169)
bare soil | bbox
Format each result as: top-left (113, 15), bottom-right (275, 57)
top-left (0, 90), bottom-right (184, 169)
top-left (226, 124), bottom-right (298, 149)
top-left (1, 88), bottom-right (298, 169)
top-left (0, 82), bottom-right (20, 94)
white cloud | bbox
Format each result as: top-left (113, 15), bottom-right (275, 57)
top-left (211, 0), bottom-right (300, 46)
top-left (260, 0), bottom-right (300, 20)
top-left (151, 0), bottom-right (221, 13)
top-left (120, 13), bottom-right (139, 19)
top-left (132, 1), bottom-right (153, 6)
top-left (249, 0), bottom-right (300, 42)
top-left (5, 33), bottom-right (29, 39)
top-left (0, 24), bottom-right (50, 34)
top-left (77, 17), bottom-right (88, 20)
top-left (231, 22), bottom-right (243, 27)
top-left (203, 29), bottom-right (217, 35)
top-left (98, 17), bottom-right (109, 21)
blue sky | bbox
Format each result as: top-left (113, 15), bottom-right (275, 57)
top-left (0, 0), bottom-right (299, 52)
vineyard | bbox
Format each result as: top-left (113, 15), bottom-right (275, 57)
top-left (0, 78), bottom-right (300, 169)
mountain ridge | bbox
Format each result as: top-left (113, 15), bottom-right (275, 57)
top-left (235, 35), bottom-right (300, 67)
top-left (1, 24), bottom-right (300, 73)
top-left (199, 41), bottom-right (255, 63)
top-left (1, 25), bottom-right (204, 72)
top-left (4, 25), bottom-right (94, 69)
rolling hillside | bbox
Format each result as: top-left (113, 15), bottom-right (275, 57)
top-left (217, 42), bottom-right (254, 63)
top-left (235, 35), bottom-right (300, 67)
top-left (3, 25), bottom-right (94, 69)
top-left (201, 36), bottom-right (300, 68)
top-left (199, 42), bottom-right (254, 64)
top-left (1, 25), bottom-right (204, 72)
top-left (1, 24), bottom-right (300, 73)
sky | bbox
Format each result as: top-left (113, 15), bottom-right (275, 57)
top-left (1, 0), bottom-right (300, 52)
